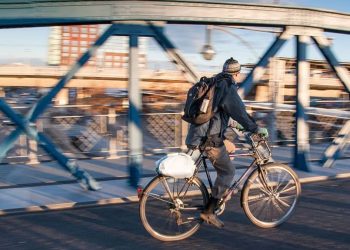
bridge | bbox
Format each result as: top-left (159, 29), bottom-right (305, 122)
top-left (0, 178), bottom-right (348, 249)
top-left (0, 2), bottom-right (349, 247)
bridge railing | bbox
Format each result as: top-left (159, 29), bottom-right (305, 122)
top-left (0, 105), bottom-right (186, 163)
top-left (0, 103), bottom-right (349, 165)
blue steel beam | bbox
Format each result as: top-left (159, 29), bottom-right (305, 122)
top-left (28, 24), bottom-right (117, 122)
top-left (238, 30), bottom-right (291, 98)
top-left (320, 121), bottom-right (350, 168)
top-left (312, 35), bottom-right (350, 93)
top-left (0, 99), bottom-right (100, 190)
top-left (0, 23), bottom-right (160, 163)
top-left (0, 22), bottom-right (200, 189)
top-left (293, 35), bottom-right (310, 171)
top-left (0, 127), bottom-right (22, 162)
top-left (111, 23), bottom-right (200, 186)
top-left (311, 35), bottom-right (350, 168)
top-left (128, 35), bottom-right (143, 187)
top-left (1, 1), bottom-right (350, 34)
top-left (0, 25), bottom-right (117, 163)
top-left (148, 23), bottom-right (199, 83)
top-left (111, 23), bottom-right (155, 37)
top-left (112, 23), bottom-right (200, 186)
top-left (0, 24), bottom-right (119, 190)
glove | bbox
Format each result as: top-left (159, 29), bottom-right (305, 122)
top-left (235, 123), bottom-right (245, 131)
top-left (257, 127), bottom-right (269, 138)
top-left (228, 119), bottom-right (244, 131)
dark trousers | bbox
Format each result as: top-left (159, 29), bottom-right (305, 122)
top-left (205, 145), bottom-right (235, 199)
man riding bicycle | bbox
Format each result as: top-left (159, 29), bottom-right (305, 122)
top-left (186, 57), bottom-right (268, 228)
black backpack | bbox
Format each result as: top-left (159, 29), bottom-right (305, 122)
top-left (182, 76), bottom-right (218, 125)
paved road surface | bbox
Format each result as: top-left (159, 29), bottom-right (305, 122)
top-left (0, 179), bottom-right (349, 250)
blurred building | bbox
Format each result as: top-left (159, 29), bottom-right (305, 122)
top-left (47, 25), bottom-right (147, 68)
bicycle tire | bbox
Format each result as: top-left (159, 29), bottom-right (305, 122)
top-left (241, 163), bottom-right (301, 228)
top-left (139, 176), bottom-right (209, 241)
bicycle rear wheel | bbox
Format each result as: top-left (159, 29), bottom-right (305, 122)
top-left (241, 163), bottom-right (301, 228)
top-left (139, 176), bottom-right (209, 241)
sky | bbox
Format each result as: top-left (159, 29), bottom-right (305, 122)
top-left (0, 0), bottom-right (350, 72)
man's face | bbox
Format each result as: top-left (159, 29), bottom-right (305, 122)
top-left (232, 72), bottom-right (240, 83)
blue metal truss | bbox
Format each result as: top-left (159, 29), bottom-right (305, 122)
top-left (320, 121), bottom-right (350, 168)
top-left (312, 36), bottom-right (350, 93)
top-left (1, 20), bottom-right (348, 191)
top-left (238, 29), bottom-right (290, 98)
top-left (312, 35), bottom-right (350, 168)
top-left (128, 34), bottom-right (142, 188)
top-left (293, 35), bottom-right (310, 172)
top-left (0, 22), bottom-right (201, 188)
top-left (0, 24), bottom-right (117, 190)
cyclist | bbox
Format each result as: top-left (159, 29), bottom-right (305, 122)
top-left (186, 57), bottom-right (268, 228)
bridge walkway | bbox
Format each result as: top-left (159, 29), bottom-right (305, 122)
top-left (0, 145), bottom-right (348, 215)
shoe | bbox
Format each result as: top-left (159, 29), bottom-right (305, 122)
top-left (200, 197), bottom-right (225, 228)
top-left (200, 212), bottom-right (224, 228)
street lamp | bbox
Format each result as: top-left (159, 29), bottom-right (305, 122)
top-left (201, 25), bottom-right (216, 60)
top-left (201, 44), bottom-right (216, 60)
top-left (201, 25), bottom-right (259, 61)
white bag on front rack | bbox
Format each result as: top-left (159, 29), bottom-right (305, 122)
top-left (156, 153), bottom-right (196, 178)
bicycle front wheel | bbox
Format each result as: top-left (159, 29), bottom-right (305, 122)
top-left (241, 163), bottom-right (301, 228)
top-left (139, 176), bottom-right (209, 241)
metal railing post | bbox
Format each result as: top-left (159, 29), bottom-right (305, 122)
top-left (28, 120), bottom-right (42, 165)
top-left (174, 114), bottom-right (181, 148)
top-left (108, 108), bottom-right (118, 159)
top-left (181, 118), bottom-right (189, 151)
top-left (268, 58), bottom-right (285, 145)
top-left (19, 134), bottom-right (27, 158)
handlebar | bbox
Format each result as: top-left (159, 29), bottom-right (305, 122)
top-left (186, 130), bottom-right (271, 163)
top-left (229, 126), bottom-right (268, 142)
top-left (245, 133), bottom-right (271, 162)
top-left (246, 132), bottom-right (267, 143)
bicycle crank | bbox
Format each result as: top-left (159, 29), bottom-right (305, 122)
top-left (215, 202), bottom-right (226, 216)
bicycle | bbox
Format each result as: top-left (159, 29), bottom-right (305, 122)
top-left (138, 133), bottom-right (301, 241)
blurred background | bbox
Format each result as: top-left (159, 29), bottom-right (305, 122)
top-left (0, 0), bottom-right (349, 172)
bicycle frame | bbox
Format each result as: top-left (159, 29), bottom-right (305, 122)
top-left (192, 134), bottom-right (272, 205)
top-left (149, 134), bottom-right (272, 209)
top-left (192, 152), bottom-right (256, 204)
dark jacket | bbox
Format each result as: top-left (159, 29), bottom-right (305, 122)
top-left (185, 72), bottom-right (258, 147)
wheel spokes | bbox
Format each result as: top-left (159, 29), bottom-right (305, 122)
top-left (146, 192), bottom-right (175, 205)
top-left (278, 181), bottom-right (296, 194)
top-left (255, 176), bottom-right (273, 196)
top-left (245, 165), bottom-right (300, 226)
top-left (275, 196), bottom-right (292, 208)
top-left (141, 177), bottom-right (207, 240)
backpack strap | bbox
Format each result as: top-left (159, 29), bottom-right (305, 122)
top-left (208, 74), bottom-right (229, 140)
top-left (199, 118), bottom-right (214, 151)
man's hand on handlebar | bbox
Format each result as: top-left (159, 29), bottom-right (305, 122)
top-left (228, 119), bottom-right (268, 138)
top-left (228, 119), bottom-right (245, 132)
top-left (235, 123), bottom-right (245, 132)
top-left (257, 127), bottom-right (269, 138)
